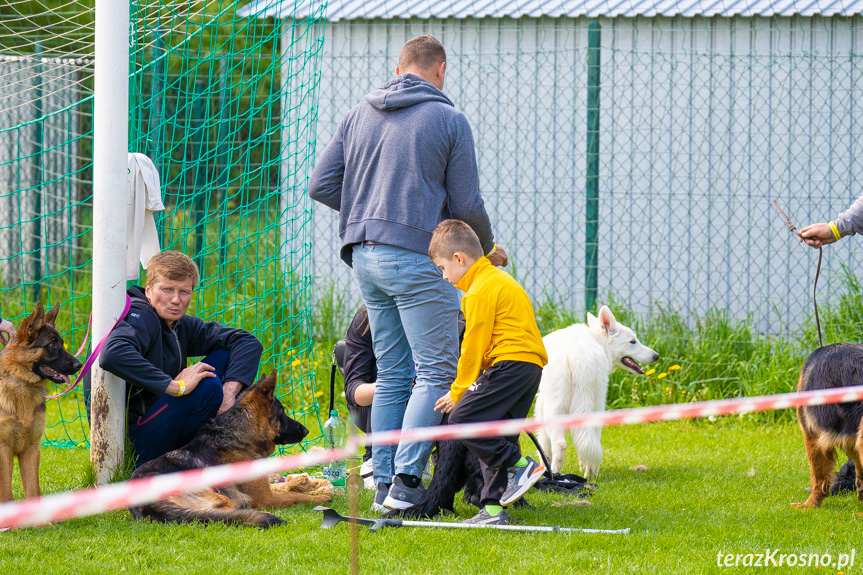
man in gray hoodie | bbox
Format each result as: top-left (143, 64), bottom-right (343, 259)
top-left (309, 35), bottom-right (507, 511)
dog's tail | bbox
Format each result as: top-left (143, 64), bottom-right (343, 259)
top-left (130, 492), bottom-right (284, 529)
top-left (384, 439), bottom-right (471, 519)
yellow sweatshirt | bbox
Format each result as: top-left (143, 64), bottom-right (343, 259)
top-left (451, 257), bottom-right (548, 403)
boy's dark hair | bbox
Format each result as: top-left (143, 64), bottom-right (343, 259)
top-left (399, 35), bottom-right (446, 72)
top-left (429, 220), bottom-right (484, 261)
top-left (146, 251), bottom-right (200, 288)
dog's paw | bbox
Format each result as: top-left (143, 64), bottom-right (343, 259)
top-left (791, 501), bottom-right (818, 509)
top-left (312, 493), bottom-right (333, 504)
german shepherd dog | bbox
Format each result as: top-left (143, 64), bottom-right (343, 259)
top-left (793, 343), bottom-right (863, 508)
top-left (129, 372), bottom-right (331, 528)
top-left (0, 302), bottom-right (82, 502)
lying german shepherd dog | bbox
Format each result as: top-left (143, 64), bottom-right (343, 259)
top-left (793, 343), bottom-right (863, 508)
top-left (0, 302), bottom-right (82, 502)
top-left (130, 372), bottom-right (331, 527)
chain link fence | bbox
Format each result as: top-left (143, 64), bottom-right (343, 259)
top-left (311, 15), bottom-right (863, 336)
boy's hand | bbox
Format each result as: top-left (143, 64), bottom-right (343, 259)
top-left (434, 392), bottom-right (456, 414)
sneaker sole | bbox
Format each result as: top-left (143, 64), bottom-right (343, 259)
top-left (500, 465), bottom-right (546, 506)
top-left (382, 496), bottom-right (417, 510)
top-left (371, 502), bottom-right (387, 513)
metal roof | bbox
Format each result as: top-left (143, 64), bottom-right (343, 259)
top-left (238, 0), bottom-right (863, 20)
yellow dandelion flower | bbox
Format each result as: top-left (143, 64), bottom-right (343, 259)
top-left (314, 361), bottom-right (319, 367)
top-left (645, 368), bottom-right (656, 376)
top-left (657, 373), bottom-right (667, 379)
top-left (63, 343), bottom-right (69, 350)
top-left (664, 386), bottom-right (670, 393)
top-left (291, 359), bottom-right (301, 367)
top-left (668, 365), bottom-right (681, 371)
top-left (315, 391), bottom-right (324, 398)
top-left (681, 390), bottom-right (687, 394)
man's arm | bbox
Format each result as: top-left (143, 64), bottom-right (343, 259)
top-left (184, 317), bottom-right (263, 388)
top-left (100, 313), bottom-right (172, 395)
top-left (343, 311), bottom-right (376, 408)
top-left (308, 123), bottom-right (346, 212)
top-left (444, 114), bottom-right (496, 255)
top-left (185, 317), bottom-right (263, 415)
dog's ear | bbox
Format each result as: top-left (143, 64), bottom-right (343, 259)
top-left (253, 371), bottom-right (278, 400)
top-left (598, 305), bottom-right (618, 335)
top-left (586, 312), bottom-right (599, 330)
top-left (17, 302), bottom-right (45, 343)
top-left (44, 301), bottom-right (61, 326)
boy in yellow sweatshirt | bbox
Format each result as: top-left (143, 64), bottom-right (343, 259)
top-left (430, 219), bottom-right (548, 525)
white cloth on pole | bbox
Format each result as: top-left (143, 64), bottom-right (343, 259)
top-left (127, 153), bottom-right (165, 280)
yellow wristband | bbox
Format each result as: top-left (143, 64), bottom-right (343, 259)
top-left (176, 380), bottom-right (186, 397)
top-left (829, 221), bottom-right (841, 241)
top-left (485, 244), bottom-right (497, 258)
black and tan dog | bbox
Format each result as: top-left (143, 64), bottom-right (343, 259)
top-left (793, 343), bottom-right (863, 508)
top-left (129, 371), bottom-right (331, 528)
top-left (0, 302), bottom-right (82, 502)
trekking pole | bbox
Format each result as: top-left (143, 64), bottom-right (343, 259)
top-left (315, 507), bottom-right (630, 534)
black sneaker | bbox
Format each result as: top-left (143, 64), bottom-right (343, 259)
top-left (500, 457), bottom-right (545, 506)
top-left (371, 482), bottom-right (389, 513)
top-left (464, 508), bottom-right (511, 525)
top-left (382, 476), bottom-right (426, 510)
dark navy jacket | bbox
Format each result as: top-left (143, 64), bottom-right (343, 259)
top-left (99, 285), bottom-right (263, 426)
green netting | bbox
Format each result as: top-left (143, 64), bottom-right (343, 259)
top-left (0, 0), bottom-right (328, 451)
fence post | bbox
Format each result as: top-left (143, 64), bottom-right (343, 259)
top-left (90, 0), bottom-right (129, 484)
top-left (585, 20), bottom-right (601, 314)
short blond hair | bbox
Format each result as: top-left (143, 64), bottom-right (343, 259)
top-left (429, 220), bottom-right (484, 261)
top-left (146, 251), bottom-right (200, 287)
top-left (399, 35), bottom-right (446, 72)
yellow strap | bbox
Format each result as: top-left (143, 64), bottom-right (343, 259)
top-left (176, 380), bottom-right (186, 397)
top-left (829, 221), bottom-right (841, 241)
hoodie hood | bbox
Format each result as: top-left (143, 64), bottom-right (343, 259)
top-left (365, 73), bottom-right (454, 111)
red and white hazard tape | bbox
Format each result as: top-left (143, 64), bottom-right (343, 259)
top-left (2, 384), bottom-right (862, 529)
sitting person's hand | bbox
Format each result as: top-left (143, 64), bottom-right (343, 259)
top-left (434, 391), bottom-right (456, 414)
top-left (0, 318), bottom-right (15, 346)
top-left (169, 361), bottom-right (217, 396)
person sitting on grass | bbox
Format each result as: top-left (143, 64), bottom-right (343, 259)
top-left (343, 304), bottom-right (467, 492)
top-left (431, 219), bottom-right (548, 525)
top-left (99, 251), bottom-right (263, 466)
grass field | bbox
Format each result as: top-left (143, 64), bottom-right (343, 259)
top-left (2, 419), bottom-right (861, 574)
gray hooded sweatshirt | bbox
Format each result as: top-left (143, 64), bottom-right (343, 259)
top-left (308, 73), bottom-right (494, 266)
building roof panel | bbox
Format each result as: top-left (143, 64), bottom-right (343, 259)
top-left (237, 0), bottom-right (863, 20)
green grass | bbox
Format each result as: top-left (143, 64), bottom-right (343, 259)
top-left (3, 419), bottom-right (861, 574)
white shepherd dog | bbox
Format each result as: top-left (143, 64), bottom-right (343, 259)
top-left (535, 306), bottom-right (659, 478)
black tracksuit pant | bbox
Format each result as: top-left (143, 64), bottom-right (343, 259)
top-left (448, 360), bottom-right (542, 506)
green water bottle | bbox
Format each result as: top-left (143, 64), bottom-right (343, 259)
top-left (322, 409), bottom-right (346, 486)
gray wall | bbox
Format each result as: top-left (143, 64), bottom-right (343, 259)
top-left (310, 15), bottom-right (863, 333)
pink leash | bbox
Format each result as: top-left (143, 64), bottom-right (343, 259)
top-left (45, 295), bottom-right (132, 400)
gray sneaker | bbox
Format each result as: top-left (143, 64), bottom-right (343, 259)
top-left (371, 482), bottom-right (389, 513)
top-left (464, 508), bottom-right (511, 525)
top-left (500, 457), bottom-right (545, 506)
top-left (382, 476), bottom-right (426, 510)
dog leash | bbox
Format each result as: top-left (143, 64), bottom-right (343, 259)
top-left (770, 200), bottom-right (823, 348)
top-left (45, 294), bottom-right (132, 400)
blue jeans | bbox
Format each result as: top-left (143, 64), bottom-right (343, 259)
top-left (352, 243), bottom-right (460, 483)
top-left (128, 349), bottom-right (230, 466)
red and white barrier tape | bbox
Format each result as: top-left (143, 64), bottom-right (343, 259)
top-left (2, 384), bottom-right (862, 529)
